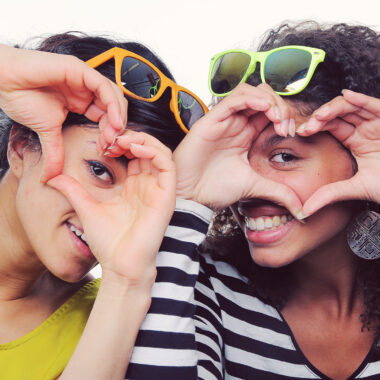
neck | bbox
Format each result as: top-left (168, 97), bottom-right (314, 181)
top-left (288, 230), bottom-right (360, 318)
top-left (0, 172), bottom-right (45, 301)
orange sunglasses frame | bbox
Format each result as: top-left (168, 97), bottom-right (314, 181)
top-left (86, 47), bottom-right (208, 133)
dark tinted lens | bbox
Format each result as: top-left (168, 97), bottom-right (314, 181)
top-left (178, 91), bottom-right (205, 130)
top-left (264, 49), bottom-right (312, 93)
top-left (211, 52), bottom-right (251, 94)
top-left (121, 57), bottom-right (161, 98)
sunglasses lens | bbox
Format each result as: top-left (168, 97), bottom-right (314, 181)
top-left (210, 52), bottom-right (251, 94)
top-left (264, 49), bottom-right (312, 93)
top-left (121, 57), bottom-right (161, 98)
top-left (178, 91), bottom-right (205, 130)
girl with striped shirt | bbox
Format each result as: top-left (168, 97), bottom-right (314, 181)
top-left (126, 22), bottom-right (380, 379)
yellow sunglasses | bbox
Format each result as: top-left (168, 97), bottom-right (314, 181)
top-left (87, 47), bottom-right (208, 133)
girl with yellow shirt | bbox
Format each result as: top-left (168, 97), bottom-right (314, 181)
top-left (0, 33), bottom-right (205, 379)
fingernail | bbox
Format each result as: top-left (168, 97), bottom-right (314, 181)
top-left (289, 119), bottom-right (296, 137)
top-left (315, 105), bottom-right (329, 117)
top-left (103, 151), bottom-right (111, 156)
top-left (274, 106), bottom-right (281, 121)
top-left (341, 89), bottom-right (351, 95)
top-left (281, 119), bottom-right (289, 136)
top-left (296, 123), bottom-right (306, 134)
top-left (296, 211), bottom-right (307, 222)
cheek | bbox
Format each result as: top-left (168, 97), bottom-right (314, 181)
top-left (252, 156), bottom-right (353, 204)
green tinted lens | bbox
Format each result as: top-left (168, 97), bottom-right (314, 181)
top-left (178, 91), bottom-right (205, 130)
top-left (211, 52), bottom-right (251, 94)
top-left (264, 49), bottom-right (312, 93)
top-left (121, 57), bottom-right (161, 98)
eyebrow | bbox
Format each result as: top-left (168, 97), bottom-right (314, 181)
top-left (259, 134), bottom-right (314, 151)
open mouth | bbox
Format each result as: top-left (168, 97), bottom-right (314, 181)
top-left (238, 198), bottom-right (293, 232)
top-left (66, 222), bottom-right (88, 246)
top-left (245, 214), bottom-right (293, 231)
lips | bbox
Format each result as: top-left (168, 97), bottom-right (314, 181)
top-left (65, 222), bottom-right (95, 259)
top-left (237, 199), bottom-right (295, 243)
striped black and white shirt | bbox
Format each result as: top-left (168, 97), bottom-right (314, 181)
top-left (125, 199), bottom-right (380, 379)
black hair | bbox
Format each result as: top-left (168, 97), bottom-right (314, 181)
top-left (202, 21), bottom-right (380, 336)
top-left (0, 32), bottom-right (185, 179)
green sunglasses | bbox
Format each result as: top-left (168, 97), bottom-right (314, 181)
top-left (209, 45), bottom-right (326, 97)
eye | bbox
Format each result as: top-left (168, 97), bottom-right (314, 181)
top-left (270, 152), bottom-right (298, 165)
top-left (86, 160), bottom-right (114, 184)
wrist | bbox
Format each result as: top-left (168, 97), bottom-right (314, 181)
top-left (100, 269), bottom-right (153, 304)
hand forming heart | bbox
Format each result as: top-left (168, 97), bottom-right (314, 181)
top-left (173, 83), bottom-right (305, 218)
top-left (296, 90), bottom-right (380, 217)
top-left (174, 85), bottom-right (380, 221)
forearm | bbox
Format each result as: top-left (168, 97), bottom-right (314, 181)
top-left (60, 275), bottom-right (151, 380)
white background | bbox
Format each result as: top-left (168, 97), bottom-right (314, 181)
top-left (2, 0), bottom-right (378, 277)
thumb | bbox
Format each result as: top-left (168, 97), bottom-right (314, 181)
top-left (302, 178), bottom-right (360, 217)
top-left (246, 176), bottom-right (304, 220)
top-left (39, 128), bottom-right (64, 182)
top-left (47, 174), bottom-right (97, 221)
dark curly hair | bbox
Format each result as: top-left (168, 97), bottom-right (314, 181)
top-left (202, 21), bottom-right (380, 337)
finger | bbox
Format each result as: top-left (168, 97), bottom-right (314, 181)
top-left (245, 176), bottom-right (304, 220)
top-left (343, 89), bottom-right (380, 118)
top-left (297, 96), bottom-right (359, 135)
top-left (341, 113), bottom-right (367, 127)
top-left (84, 104), bottom-right (106, 123)
top-left (39, 128), bottom-right (65, 182)
top-left (47, 174), bottom-right (97, 220)
top-left (127, 159), bottom-right (141, 176)
top-left (302, 177), bottom-right (362, 217)
top-left (81, 64), bottom-right (125, 131)
top-left (247, 111), bottom-right (272, 133)
top-left (115, 131), bottom-right (172, 157)
top-left (129, 143), bottom-right (175, 190)
top-left (297, 114), bottom-right (356, 145)
top-left (257, 83), bottom-right (295, 137)
top-left (210, 83), bottom-right (273, 124)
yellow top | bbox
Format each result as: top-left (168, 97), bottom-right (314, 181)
top-left (0, 278), bottom-right (100, 380)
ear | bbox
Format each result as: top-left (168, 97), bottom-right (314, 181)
top-left (7, 126), bottom-right (27, 179)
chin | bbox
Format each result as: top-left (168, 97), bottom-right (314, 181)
top-left (249, 246), bottom-right (298, 268)
top-left (53, 265), bottom-right (93, 283)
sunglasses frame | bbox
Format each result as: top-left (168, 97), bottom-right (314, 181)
top-left (87, 47), bottom-right (208, 133)
top-left (209, 45), bottom-right (326, 97)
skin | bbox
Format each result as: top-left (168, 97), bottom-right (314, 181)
top-left (232, 123), bottom-right (354, 268)
top-left (174, 84), bottom-right (380, 379)
top-left (0, 43), bottom-right (127, 182)
top-left (0, 124), bottom-right (175, 379)
top-left (231, 120), bottom-right (369, 379)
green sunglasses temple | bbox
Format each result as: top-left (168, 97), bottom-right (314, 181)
top-left (209, 45), bottom-right (325, 97)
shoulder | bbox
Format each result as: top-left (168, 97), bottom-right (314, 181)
top-left (197, 252), bottom-right (281, 320)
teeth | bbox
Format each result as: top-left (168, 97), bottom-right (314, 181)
top-left (256, 217), bottom-right (265, 231)
top-left (264, 218), bottom-right (273, 229)
top-left (68, 224), bottom-right (88, 245)
top-left (245, 214), bottom-right (293, 232)
top-left (247, 218), bottom-right (256, 230)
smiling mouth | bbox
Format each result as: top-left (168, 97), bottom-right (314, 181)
top-left (245, 214), bottom-right (293, 231)
top-left (66, 222), bottom-right (88, 246)
top-left (238, 198), bottom-right (293, 232)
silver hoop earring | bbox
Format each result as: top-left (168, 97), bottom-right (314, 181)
top-left (347, 210), bottom-right (380, 260)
